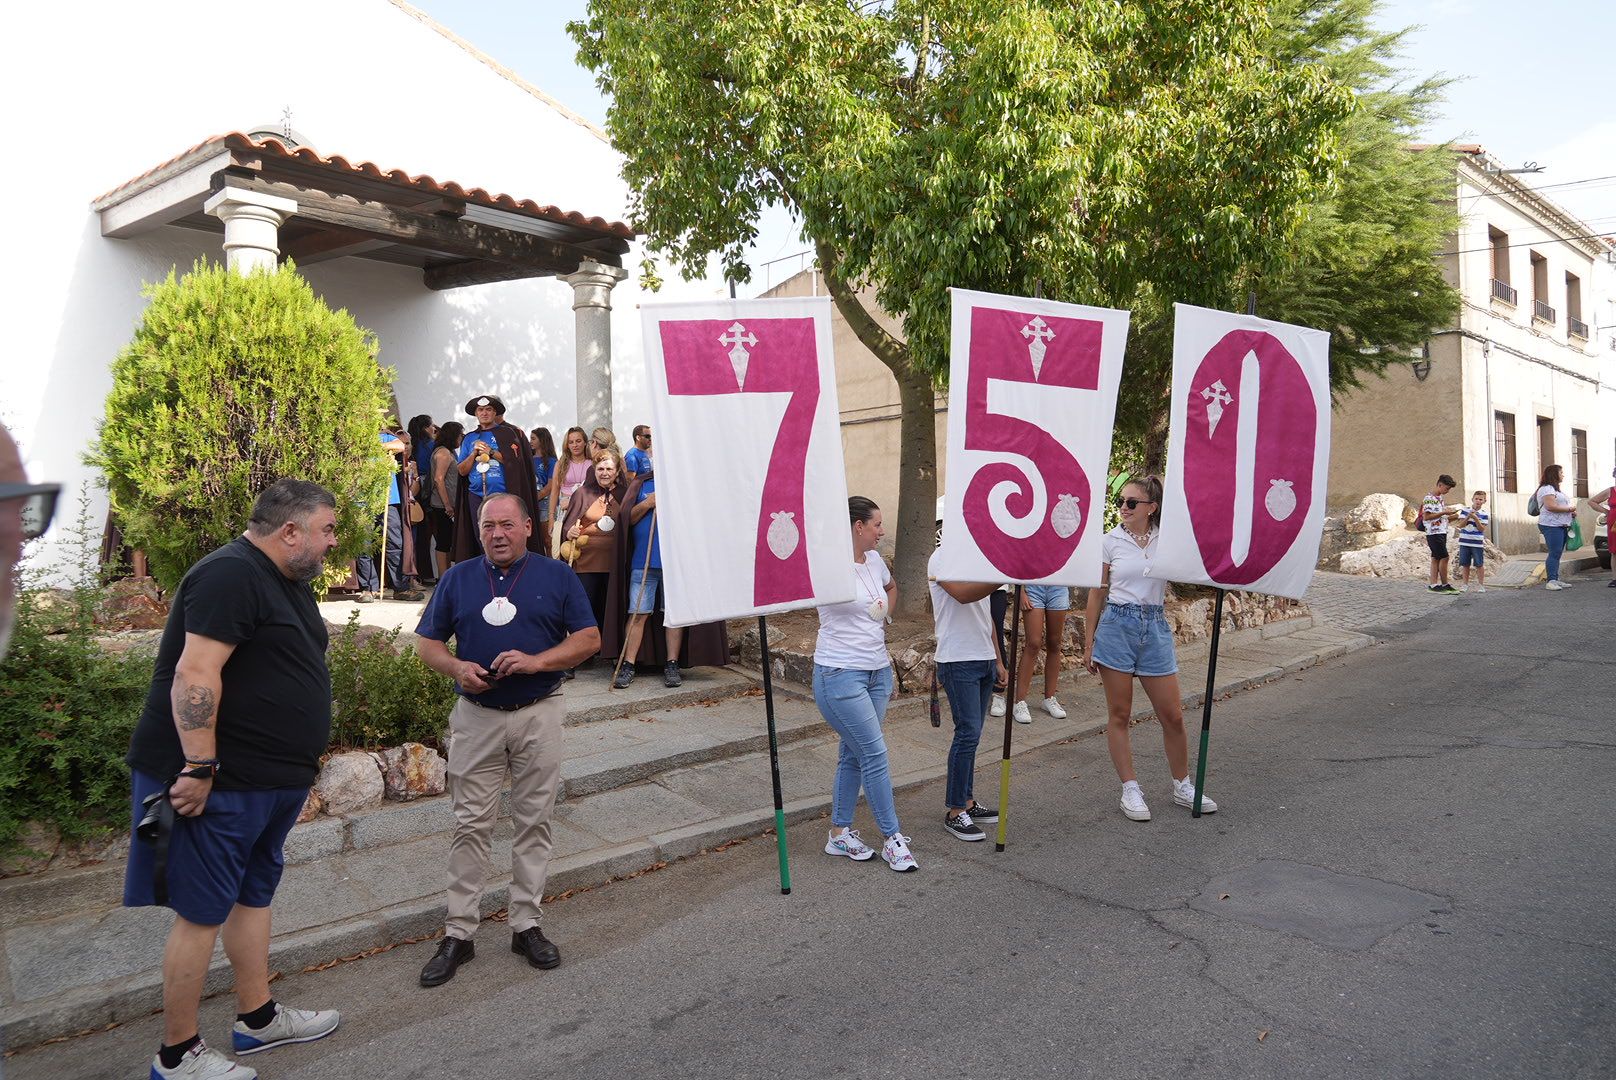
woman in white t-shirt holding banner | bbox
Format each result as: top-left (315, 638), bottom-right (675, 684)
top-left (1535, 464), bottom-right (1578, 591)
top-left (1083, 476), bottom-right (1217, 823)
top-left (812, 497), bottom-right (917, 872)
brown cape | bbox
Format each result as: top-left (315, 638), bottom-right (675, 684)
top-left (612, 470), bottom-right (730, 669)
top-left (560, 473), bottom-right (628, 658)
top-left (451, 421), bottom-right (546, 562)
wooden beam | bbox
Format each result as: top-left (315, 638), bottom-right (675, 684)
top-left (280, 228), bottom-right (395, 266)
top-left (423, 259), bottom-right (559, 291)
top-left (96, 151), bottom-right (234, 237)
top-left (212, 173), bottom-right (620, 276)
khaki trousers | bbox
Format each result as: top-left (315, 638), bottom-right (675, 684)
top-left (444, 694), bottom-right (564, 939)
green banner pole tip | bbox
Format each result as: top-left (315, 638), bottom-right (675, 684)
top-left (773, 807), bottom-right (791, 894)
top-left (757, 614), bottom-right (793, 893)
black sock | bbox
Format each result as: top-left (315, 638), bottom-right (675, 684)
top-left (159, 1034), bottom-right (200, 1069)
top-left (236, 998), bottom-right (278, 1029)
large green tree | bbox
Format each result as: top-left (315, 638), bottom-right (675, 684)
top-left (89, 261), bottom-right (396, 591)
top-left (573, 0), bottom-right (1353, 604)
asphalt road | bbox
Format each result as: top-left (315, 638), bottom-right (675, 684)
top-left (10, 568), bottom-right (1614, 1080)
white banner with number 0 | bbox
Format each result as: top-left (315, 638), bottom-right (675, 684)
top-left (1152, 303), bottom-right (1332, 600)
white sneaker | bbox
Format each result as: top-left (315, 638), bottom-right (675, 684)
top-left (1545, 581), bottom-right (1565, 591)
top-left (1172, 777), bottom-right (1218, 813)
top-left (152, 1040), bottom-right (256, 1079)
top-left (1461, 584), bottom-right (1472, 593)
top-left (1120, 784), bottom-right (1151, 821)
top-left (824, 827), bottom-right (876, 861)
top-left (1012, 700), bottom-right (1031, 725)
top-left (232, 1003), bottom-right (340, 1055)
top-left (989, 695), bottom-right (1006, 718)
top-left (1474, 585), bottom-right (1486, 594)
top-left (1041, 696), bottom-right (1067, 719)
top-left (882, 832), bottom-right (918, 872)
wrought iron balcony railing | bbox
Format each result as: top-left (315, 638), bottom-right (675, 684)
top-left (1568, 315), bottom-right (1589, 340)
top-left (1533, 299), bottom-right (1556, 323)
top-left (1490, 278), bottom-right (1517, 305)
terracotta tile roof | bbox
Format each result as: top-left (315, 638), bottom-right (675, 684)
top-left (93, 131), bottom-right (635, 239)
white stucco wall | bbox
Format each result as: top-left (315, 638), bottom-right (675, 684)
top-left (1, 0), bottom-right (722, 573)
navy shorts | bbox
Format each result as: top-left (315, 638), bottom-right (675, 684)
top-left (1090, 603), bottom-right (1178, 677)
top-left (1456, 545), bottom-right (1485, 568)
top-left (123, 771), bottom-right (307, 926)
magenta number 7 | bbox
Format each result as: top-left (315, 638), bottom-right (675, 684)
top-left (962, 307), bottom-right (1102, 579)
top-left (660, 317), bottom-right (820, 607)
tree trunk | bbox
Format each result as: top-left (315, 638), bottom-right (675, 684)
top-left (889, 362), bottom-right (938, 615)
top-left (814, 240), bottom-right (936, 613)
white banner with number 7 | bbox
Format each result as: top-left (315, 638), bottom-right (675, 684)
top-left (933, 288), bottom-right (1130, 587)
top-left (1151, 303), bottom-right (1332, 600)
top-left (640, 297), bottom-right (855, 626)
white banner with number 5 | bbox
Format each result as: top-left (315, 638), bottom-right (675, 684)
top-left (933, 288), bottom-right (1130, 587)
top-left (641, 298), bottom-right (855, 626)
top-left (1152, 303), bottom-right (1332, 600)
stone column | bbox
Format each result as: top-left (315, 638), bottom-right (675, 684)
top-left (203, 187), bottom-right (297, 275)
top-left (560, 260), bottom-right (629, 433)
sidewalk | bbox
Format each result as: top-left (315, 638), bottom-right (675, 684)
top-left (0, 616), bottom-right (1368, 1049)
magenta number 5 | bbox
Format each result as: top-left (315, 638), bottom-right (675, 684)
top-left (660, 317), bottom-right (820, 607)
top-left (1182, 329), bottom-right (1317, 584)
top-left (962, 307), bottom-right (1102, 579)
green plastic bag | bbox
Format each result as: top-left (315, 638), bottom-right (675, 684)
top-left (1568, 517), bottom-right (1584, 551)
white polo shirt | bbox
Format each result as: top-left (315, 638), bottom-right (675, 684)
top-left (1101, 525), bottom-right (1167, 607)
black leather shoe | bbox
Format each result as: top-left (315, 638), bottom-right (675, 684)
top-left (420, 936), bottom-right (474, 987)
top-left (511, 927), bottom-right (561, 969)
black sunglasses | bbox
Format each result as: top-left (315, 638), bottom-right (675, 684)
top-left (0, 482), bottom-right (62, 540)
top-left (1115, 496), bottom-right (1154, 510)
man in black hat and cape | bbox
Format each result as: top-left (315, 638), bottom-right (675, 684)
top-left (451, 396), bottom-right (545, 561)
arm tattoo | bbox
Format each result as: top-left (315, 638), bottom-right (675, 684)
top-left (175, 682), bottom-right (218, 731)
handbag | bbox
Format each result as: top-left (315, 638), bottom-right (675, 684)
top-left (1568, 517), bottom-right (1584, 551)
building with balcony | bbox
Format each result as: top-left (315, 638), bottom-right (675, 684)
top-left (1328, 146), bottom-right (1616, 551)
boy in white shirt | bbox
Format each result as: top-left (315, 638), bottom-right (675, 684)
top-left (1454, 491), bottom-right (1489, 593)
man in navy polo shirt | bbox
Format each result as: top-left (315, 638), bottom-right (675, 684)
top-left (413, 492), bottom-right (599, 987)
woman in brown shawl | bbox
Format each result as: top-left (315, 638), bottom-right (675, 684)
top-left (560, 449), bottom-right (628, 661)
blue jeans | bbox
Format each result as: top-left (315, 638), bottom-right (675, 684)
top-left (1540, 524), bottom-right (1568, 581)
top-left (937, 659), bottom-right (995, 809)
top-left (813, 664), bottom-right (898, 836)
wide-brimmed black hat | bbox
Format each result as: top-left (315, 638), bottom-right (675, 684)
top-left (464, 395), bottom-right (507, 417)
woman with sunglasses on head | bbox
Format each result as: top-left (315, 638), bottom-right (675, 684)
top-left (812, 496), bottom-right (917, 872)
top-left (1083, 477), bottom-right (1216, 822)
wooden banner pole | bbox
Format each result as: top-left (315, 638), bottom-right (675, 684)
top-left (994, 585), bottom-right (1025, 851)
top-left (757, 614), bottom-right (792, 894)
top-left (1192, 288), bottom-right (1257, 818)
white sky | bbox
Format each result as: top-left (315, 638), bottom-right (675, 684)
top-left (412, 0), bottom-right (1616, 286)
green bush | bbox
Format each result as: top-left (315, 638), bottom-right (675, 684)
top-left (87, 260), bottom-right (396, 592)
top-left (326, 613), bottom-right (456, 750)
top-left (0, 494), bottom-right (149, 857)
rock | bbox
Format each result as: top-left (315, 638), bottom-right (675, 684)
top-left (1339, 534), bottom-right (1434, 578)
top-left (1343, 493), bottom-right (1413, 535)
top-left (312, 751), bottom-right (384, 815)
top-left (376, 743), bottom-right (447, 801)
top-left (0, 822), bottom-right (61, 877)
top-left (95, 578), bottom-right (169, 631)
top-left (296, 789), bottom-right (324, 824)
top-left (95, 629), bottom-right (164, 657)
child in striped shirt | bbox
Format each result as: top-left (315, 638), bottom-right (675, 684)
top-left (1455, 490), bottom-right (1489, 593)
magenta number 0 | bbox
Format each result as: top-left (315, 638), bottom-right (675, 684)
top-left (962, 307), bottom-right (1102, 579)
top-left (660, 317), bottom-right (819, 607)
top-left (1181, 329), bottom-right (1317, 584)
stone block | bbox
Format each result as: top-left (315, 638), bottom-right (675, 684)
top-left (348, 795), bottom-right (456, 850)
top-left (1343, 492), bottom-right (1413, 534)
top-left (281, 815), bottom-right (346, 865)
top-left (376, 742), bottom-right (447, 801)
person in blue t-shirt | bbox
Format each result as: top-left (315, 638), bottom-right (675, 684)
top-left (413, 492), bottom-right (599, 987)
top-left (623, 424), bottom-right (653, 478)
top-left (356, 431), bottom-right (422, 601)
top-left (613, 466), bottom-right (684, 689)
top-left (1454, 490), bottom-right (1490, 593)
top-left (529, 427), bottom-right (558, 556)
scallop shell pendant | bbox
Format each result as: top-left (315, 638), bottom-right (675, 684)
top-left (482, 597), bottom-right (517, 626)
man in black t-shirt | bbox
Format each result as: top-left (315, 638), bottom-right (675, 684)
top-left (124, 480), bottom-right (345, 1080)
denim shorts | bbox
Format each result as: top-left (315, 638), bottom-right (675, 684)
top-left (1023, 583), bottom-right (1071, 611)
top-left (1456, 545), bottom-right (1484, 568)
top-left (1090, 603), bottom-right (1177, 677)
top-left (627, 566), bottom-right (662, 614)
